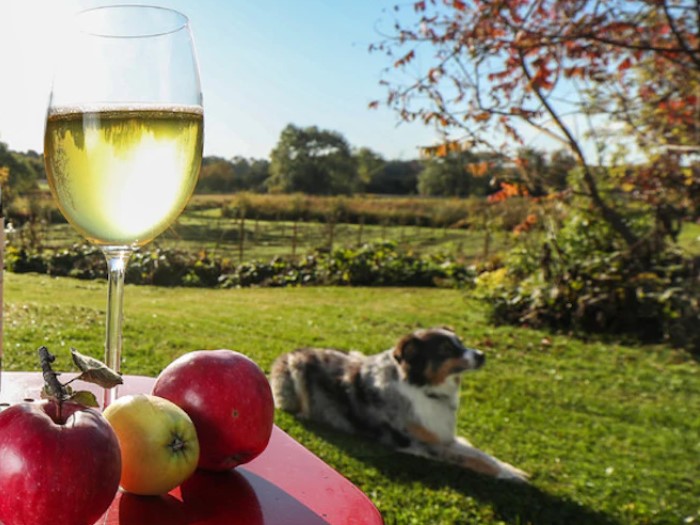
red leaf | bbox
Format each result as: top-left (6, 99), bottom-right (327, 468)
top-left (428, 67), bottom-right (441, 83)
top-left (394, 50), bottom-right (415, 68)
top-left (618, 57), bottom-right (633, 71)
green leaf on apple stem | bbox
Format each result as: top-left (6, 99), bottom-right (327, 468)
top-left (69, 390), bottom-right (100, 408)
top-left (70, 348), bottom-right (123, 389)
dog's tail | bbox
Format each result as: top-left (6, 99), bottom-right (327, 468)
top-left (269, 353), bottom-right (305, 414)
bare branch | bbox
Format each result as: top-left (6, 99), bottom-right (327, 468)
top-left (661, 0), bottom-right (700, 70)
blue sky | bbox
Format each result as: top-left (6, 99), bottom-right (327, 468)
top-left (0, 0), bottom-right (441, 160)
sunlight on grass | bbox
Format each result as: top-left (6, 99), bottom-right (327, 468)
top-left (3, 273), bottom-right (698, 524)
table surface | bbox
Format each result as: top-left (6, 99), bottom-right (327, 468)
top-left (0, 371), bottom-right (384, 525)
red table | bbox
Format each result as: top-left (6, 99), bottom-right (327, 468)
top-left (0, 372), bottom-right (384, 525)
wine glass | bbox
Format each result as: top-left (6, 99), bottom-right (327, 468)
top-left (44, 5), bottom-right (203, 407)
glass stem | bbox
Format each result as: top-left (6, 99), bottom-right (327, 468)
top-left (102, 247), bottom-right (131, 408)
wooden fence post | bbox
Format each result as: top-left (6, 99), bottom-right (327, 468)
top-left (292, 219), bottom-right (298, 257)
top-left (483, 229), bottom-right (491, 259)
top-left (238, 212), bottom-right (245, 263)
top-left (357, 215), bottom-right (364, 246)
top-left (327, 218), bottom-right (335, 253)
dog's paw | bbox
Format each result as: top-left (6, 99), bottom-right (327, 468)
top-left (496, 462), bottom-right (530, 483)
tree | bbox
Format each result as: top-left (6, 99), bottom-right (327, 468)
top-left (0, 166), bottom-right (9, 201)
top-left (198, 156), bottom-right (236, 193)
top-left (372, 0), bottom-right (700, 249)
top-left (419, 148), bottom-right (503, 197)
top-left (229, 156), bottom-right (270, 193)
top-left (418, 149), bottom-right (474, 196)
top-left (372, 1), bottom-right (700, 351)
top-left (547, 149), bottom-right (577, 192)
top-left (267, 124), bottom-right (359, 195)
top-left (366, 159), bottom-right (423, 195)
top-left (197, 156), bottom-right (270, 194)
top-left (0, 142), bottom-right (42, 202)
top-left (354, 147), bottom-right (385, 190)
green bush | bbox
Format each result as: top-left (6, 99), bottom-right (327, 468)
top-left (476, 213), bottom-right (700, 354)
top-left (5, 241), bottom-right (473, 291)
top-left (219, 242), bottom-right (473, 288)
top-left (5, 247), bottom-right (48, 274)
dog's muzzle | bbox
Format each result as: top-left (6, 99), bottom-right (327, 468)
top-left (452, 349), bottom-right (485, 373)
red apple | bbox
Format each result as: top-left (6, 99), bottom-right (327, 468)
top-left (153, 349), bottom-right (274, 471)
top-left (0, 399), bottom-right (121, 525)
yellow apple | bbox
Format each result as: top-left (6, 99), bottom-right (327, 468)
top-left (103, 394), bottom-right (200, 496)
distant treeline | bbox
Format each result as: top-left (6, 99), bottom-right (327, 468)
top-left (0, 142), bottom-right (45, 201)
top-left (198, 155), bottom-right (425, 196)
top-left (197, 124), bottom-right (576, 197)
top-left (0, 123), bottom-right (575, 219)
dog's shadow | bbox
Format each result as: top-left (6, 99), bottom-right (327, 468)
top-left (282, 417), bottom-right (620, 525)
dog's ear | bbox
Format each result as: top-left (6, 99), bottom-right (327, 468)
top-left (393, 334), bottom-right (419, 363)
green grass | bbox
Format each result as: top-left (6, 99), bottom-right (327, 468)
top-left (3, 273), bottom-right (699, 524)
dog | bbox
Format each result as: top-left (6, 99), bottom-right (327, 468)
top-left (269, 327), bottom-right (529, 482)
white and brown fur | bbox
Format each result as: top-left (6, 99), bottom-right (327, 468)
top-left (269, 327), bottom-right (529, 482)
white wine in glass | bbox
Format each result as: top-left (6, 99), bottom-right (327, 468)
top-left (44, 6), bottom-right (203, 407)
top-left (45, 106), bottom-right (202, 247)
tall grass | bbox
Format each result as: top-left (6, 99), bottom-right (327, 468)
top-left (190, 192), bottom-right (485, 227)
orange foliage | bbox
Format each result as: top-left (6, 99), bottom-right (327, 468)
top-left (513, 213), bottom-right (538, 235)
top-left (487, 182), bottom-right (529, 203)
top-left (467, 161), bottom-right (490, 178)
top-left (420, 141), bottom-right (464, 158)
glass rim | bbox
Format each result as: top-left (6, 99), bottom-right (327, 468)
top-left (74, 4), bottom-right (190, 39)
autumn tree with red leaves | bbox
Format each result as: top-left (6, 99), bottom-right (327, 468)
top-left (372, 0), bottom-right (700, 352)
top-left (372, 0), bottom-right (700, 250)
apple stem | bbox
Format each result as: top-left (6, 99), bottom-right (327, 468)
top-left (38, 346), bottom-right (69, 417)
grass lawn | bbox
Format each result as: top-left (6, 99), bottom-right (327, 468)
top-left (3, 272), bottom-right (699, 524)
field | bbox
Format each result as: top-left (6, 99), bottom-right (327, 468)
top-left (4, 272), bottom-right (699, 525)
top-left (21, 193), bottom-right (700, 265)
top-left (30, 212), bottom-right (515, 265)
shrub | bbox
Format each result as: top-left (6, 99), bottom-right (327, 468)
top-left (476, 213), bottom-right (700, 355)
top-left (5, 247), bottom-right (48, 274)
top-left (218, 242), bottom-right (474, 289)
top-left (5, 242), bottom-right (474, 291)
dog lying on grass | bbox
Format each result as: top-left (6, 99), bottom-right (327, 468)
top-left (269, 327), bottom-right (529, 482)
